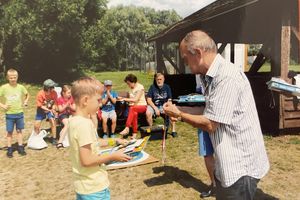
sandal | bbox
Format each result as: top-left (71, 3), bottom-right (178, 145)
top-left (56, 143), bottom-right (64, 149)
top-left (119, 127), bottom-right (130, 137)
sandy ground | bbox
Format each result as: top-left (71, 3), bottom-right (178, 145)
top-left (0, 114), bottom-right (300, 199)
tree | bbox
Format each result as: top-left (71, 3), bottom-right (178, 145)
top-left (82, 5), bottom-right (181, 71)
top-left (1, 0), bottom-right (107, 82)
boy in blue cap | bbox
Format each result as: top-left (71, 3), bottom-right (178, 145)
top-left (101, 80), bottom-right (118, 138)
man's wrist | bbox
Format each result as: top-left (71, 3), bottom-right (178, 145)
top-left (177, 112), bottom-right (184, 122)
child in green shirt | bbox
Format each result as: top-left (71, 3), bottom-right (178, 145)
top-left (0, 68), bottom-right (29, 158)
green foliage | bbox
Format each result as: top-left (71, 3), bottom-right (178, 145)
top-left (1, 0), bottom-right (107, 82)
top-left (248, 44), bottom-right (262, 56)
top-left (85, 70), bottom-right (154, 92)
top-left (0, 2), bottom-right (181, 82)
top-left (80, 5), bottom-right (181, 71)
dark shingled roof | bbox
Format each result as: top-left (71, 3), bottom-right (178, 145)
top-left (148, 0), bottom-right (298, 44)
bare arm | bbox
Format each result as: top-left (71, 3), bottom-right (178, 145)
top-left (101, 94), bottom-right (109, 105)
top-left (0, 102), bottom-right (8, 110)
top-left (147, 97), bottom-right (160, 116)
top-left (24, 93), bottom-right (29, 106)
top-left (70, 103), bottom-right (76, 112)
top-left (57, 103), bottom-right (68, 112)
top-left (179, 112), bottom-right (218, 133)
top-left (163, 102), bottom-right (219, 134)
top-left (124, 90), bottom-right (144, 103)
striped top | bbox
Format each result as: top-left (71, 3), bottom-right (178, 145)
top-left (202, 54), bottom-right (270, 187)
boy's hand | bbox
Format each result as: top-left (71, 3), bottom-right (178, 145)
top-left (111, 149), bottom-right (132, 162)
top-left (2, 104), bottom-right (10, 110)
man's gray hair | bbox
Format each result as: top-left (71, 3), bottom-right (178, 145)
top-left (183, 30), bottom-right (217, 54)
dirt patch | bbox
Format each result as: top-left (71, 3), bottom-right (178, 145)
top-left (0, 109), bottom-right (300, 199)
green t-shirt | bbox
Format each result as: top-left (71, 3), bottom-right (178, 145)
top-left (0, 83), bottom-right (28, 114)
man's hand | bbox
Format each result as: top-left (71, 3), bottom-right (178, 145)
top-left (163, 101), bottom-right (181, 118)
top-left (154, 107), bottom-right (160, 116)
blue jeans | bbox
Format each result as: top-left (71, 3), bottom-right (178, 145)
top-left (76, 188), bottom-right (110, 200)
top-left (6, 113), bottom-right (24, 133)
top-left (35, 108), bottom-right (55, 120)
top-left (215, 175), bottom-right (259, 200)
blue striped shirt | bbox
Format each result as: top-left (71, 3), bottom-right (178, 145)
top-left (202, 54), bottom-right (270, 187)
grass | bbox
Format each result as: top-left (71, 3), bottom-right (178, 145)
top-left (85, 70), bottom-right (154, 92)
top-left (0, 71), bottom-right (299, 200)
top-left (256, 63), bottom-right (300, 72)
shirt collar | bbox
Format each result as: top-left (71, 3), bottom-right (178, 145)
top-left (205, 54), bottom-right (223, 80)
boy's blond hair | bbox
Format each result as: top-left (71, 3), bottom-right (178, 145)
top-left (71, 77), bottom-right (103, 105)
top-left (6, 68), bottom-right (18, 77)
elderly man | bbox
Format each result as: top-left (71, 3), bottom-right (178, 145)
top-left (146, 73), bottom-right (177, 137)
top-left (163, 30), bottom-right (269, 200)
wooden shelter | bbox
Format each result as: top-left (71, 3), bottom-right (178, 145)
top-left (148, 0), bottom-right (300, 133)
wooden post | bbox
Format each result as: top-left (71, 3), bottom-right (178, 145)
top-left (298, 0), bottom-right (300, 62)
top-left (156, 41), bottom-right (167, 73)
top-left (279, 4), bottom-right (291, 129)
top-left (280, 26), bottom-right (291, 82)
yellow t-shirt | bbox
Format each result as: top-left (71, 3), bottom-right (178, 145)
top-left (0, 83), bottom-right (28, 114)
top-left (129, 83), bottom-right (147, 106)
top-left (68, 115), bottom-right (109, 194)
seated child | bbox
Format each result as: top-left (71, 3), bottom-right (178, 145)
top-left (101, 80), bottom-right (118, 139)
top-left (33, 79), bottom-right (58, 145)
top-left (56, 85), bottom-right (75, 148)
top-left (0, 68), bottom-right (29, 158)
top-left (68, 76), bottom-right (131, 199)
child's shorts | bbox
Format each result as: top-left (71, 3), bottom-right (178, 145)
top-left (76, 188), bottom-right (110, 200)
top-left (198, 129), bottom-right (214, 157)
top-left (146, 105), bottom-right (164, 117)
top-left (101, 110), bottom-right (116, 120)
top-left (5, 113), bottom-right (25, 133)
top-left (35, 108), bottom-right (55, 120)
top-left (58, 114), bottom-right (70, 122)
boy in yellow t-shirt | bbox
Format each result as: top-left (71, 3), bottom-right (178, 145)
top-left (68, 77), bottom-right (131, 200)
top-left (0, 68), bottom-right (29, 158)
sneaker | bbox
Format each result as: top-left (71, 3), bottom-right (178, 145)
top-left (17, 145), bottom-right (27, 156)
top-left (7, 147), bottom-right (13, 158)
top-left (110, 133), bottom-right (116, 138)
top-left (103, 134), bottom-right (108, 139)
top-left (171, 132), bottom-right (178, 137)
top-left (200, 185), bottom-right (216, 198)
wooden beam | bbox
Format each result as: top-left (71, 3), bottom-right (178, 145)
top-left (217, 43), bottom-right (227, 54)
top-left (162, 51), bottom-right (181, 74)
top-left (248, 52), bottom-right (267, 75)
top-left (230, 43), bottom-right (235, 63)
